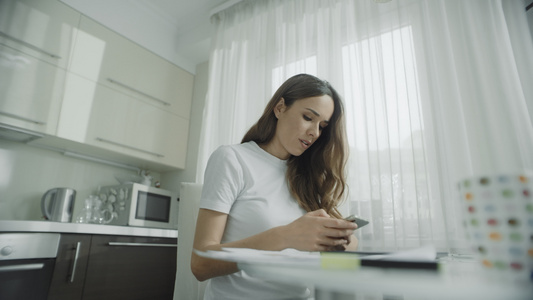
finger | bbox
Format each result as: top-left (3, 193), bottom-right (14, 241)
top-left (321, 240), bottom-right (348, 252)
top-left (323, 227), bottom-right (355, 238)
top-left (314, 244), bottom-right (332, 252)
top-left (319, 236), bottom-right (349, 247)
top-left (328, 244), bottom-right (347, 252)
top-left (323, 218), bottom-right (358, 230)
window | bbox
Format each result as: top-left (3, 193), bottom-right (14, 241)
top-left (271, 56), bottom-right (317, 94)
top-left (341, 26), bottom-right (445, 250)
top-left (267, 25), bottom-right (446, 251)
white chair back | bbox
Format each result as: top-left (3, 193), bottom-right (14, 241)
top-left (173, 183), bottom-right (207, 300)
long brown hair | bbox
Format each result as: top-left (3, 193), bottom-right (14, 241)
top-left (241, 74), bottom-right (348, 218)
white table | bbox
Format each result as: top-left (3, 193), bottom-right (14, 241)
top-left (238, 257), bottom-right (533, 300)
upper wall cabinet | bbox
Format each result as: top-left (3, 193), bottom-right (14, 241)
top-left (54, 73), bottom-right (189, 170)
top-left (0, 44), bottom-right (65, 135)
top-left (69, 16), bottom-right (194, 119)
top-left (0, 0), bottom-right (80, 69)
top-left (1, 0), bottom-right (194, 171)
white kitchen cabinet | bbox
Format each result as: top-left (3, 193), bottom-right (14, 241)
top-left (56, 73), bottom-right (189, 170)
top-left (0, 0), bottom-right (80, 69)
top-left (0, 44), bottom-right (65, 135)
top-left (1, 0), bottom-right (194, 171)
top-left (69, 16), bottom-right (194, 119)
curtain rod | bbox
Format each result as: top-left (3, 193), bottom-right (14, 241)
top-left (210, 0), bottom-right (533, 14)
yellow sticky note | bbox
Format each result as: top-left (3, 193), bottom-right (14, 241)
top-left (320, 252), bottom-right (361, 270)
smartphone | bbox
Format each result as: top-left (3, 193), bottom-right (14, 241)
top-left (344, 215), bottom-right (369, 229)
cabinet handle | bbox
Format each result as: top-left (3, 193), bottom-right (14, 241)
top-left (69, 242), bottom-right (81, 283)
top-left (0, 263), bottom-right (44, 272)
top-left (108, 242), bottom-right (177, 248)
top-left (107, 78), bottom-right (171, 107)
top-left (0, 123), bottom-right (44, 138)
top-left (0, 110), bottom-right (47, 125)
top-left (96, 137), bottom-right (165, 158)
top-left (0, 31), bottom-right (61, 59)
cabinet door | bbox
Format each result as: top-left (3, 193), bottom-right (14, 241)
top-left (57, 73), bottom-right (189, 169)
top-left (82, 235), bottom-right (177, 300)
top-left (0, 0), bottom-right (80, 69)
top-left (0, 45), bottom-right (65, 134)
top-left (70, 16), bottom-right (193, 119)
top-left (86, 85), bottom-right (189, 169)
top-left (47, 234), bottom-right (92, 300)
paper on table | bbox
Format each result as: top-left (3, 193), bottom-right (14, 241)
top-left (194, 248), bottom-right (321, 267)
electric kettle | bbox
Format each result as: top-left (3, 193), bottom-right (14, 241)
top-left (41, 188), bottom-right (76, 222)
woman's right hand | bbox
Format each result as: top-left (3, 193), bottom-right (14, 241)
top-left (280, 209), bottom-right (357, 251)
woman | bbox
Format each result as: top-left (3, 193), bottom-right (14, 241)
top-left (191, 74), bottom-right (358, 299)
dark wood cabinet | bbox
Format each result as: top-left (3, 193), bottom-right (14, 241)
top-left (47, 234), bottom-right (177, 300)
top-left (82, 235), bottom-right (177, 300)
top-left (48, 234), bottom-right (92, 300)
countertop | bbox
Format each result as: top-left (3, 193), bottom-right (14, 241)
top-left (0, 220), bottom-right (178, 239)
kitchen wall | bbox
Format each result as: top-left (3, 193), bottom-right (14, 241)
top-left (0, 139), bottom-right (159, 220)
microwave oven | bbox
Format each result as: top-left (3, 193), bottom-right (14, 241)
top-left (98, 183), bottom-right (178, 229)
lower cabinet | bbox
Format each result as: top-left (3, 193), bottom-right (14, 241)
top-left (47, 234), bottom-right (177, 300)
top-left (47, 234), bottom-right (91, 300)
top-left (82, 235), bottom-right (177, 300)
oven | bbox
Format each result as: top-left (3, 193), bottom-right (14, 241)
top-left (0, 233), bottom-right (60, 300)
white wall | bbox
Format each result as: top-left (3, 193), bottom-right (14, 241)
top-left (0, 139), bottom-right (160, 220)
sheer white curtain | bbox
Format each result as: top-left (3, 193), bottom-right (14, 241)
top-left (197, 0), bottom-right (533, 252)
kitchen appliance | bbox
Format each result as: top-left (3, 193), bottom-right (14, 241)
top-left (97, 183), bottom-right (177, 229)
top-left (0, 233), bottom-right (60, 300)
top-left (41, 188), bottom-right (76, 222)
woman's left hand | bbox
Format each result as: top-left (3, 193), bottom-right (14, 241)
top-left (326, 234), bottom-right (359, 252)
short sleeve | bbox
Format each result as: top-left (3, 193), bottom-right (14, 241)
top-left (200, 145), bottom-right (244, 214)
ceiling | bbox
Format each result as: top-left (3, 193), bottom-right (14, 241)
top-left (60, 0), bottom-right (240, 74)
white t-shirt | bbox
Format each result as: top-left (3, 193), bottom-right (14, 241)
top-left (200, 141), bottom-right (310, 300)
